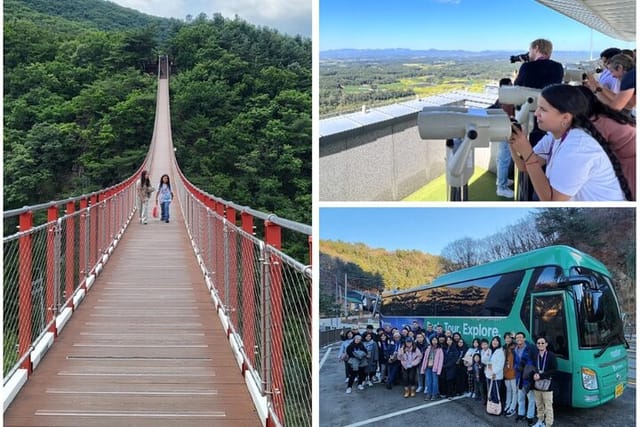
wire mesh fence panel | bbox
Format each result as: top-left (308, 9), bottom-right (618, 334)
top-left (3, 235), bottom-right (21, 379)
top-left (3, 183), bottom-right (138, 386)
top-left (237, 230), bottom-right (264, 375)
top-left (266, 247), bottom-right (312, 427)
top-left (31, 225), bottom-right (50, 343)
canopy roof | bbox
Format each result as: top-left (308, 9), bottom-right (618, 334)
top-left (536, 0), bottom-right (636, 41)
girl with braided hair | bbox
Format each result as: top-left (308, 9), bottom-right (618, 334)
top-left (576, 85), bottom-right (635, 200)
top-left (509, 84), bottom-right (629, 201)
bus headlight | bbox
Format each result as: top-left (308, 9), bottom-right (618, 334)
top-left (582, 367), bottom-right (599, 390)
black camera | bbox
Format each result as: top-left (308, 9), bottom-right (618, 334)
top-left (510, 118), bottom-right (522, 135)
top-left (510, 52), bottom-right (530, 63)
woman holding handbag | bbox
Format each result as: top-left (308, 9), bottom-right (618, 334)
top-left (532, 337), bottom-right (557, 427)
top-left (485, 336), bottom-right (505, 413)
top-left (136, 170), bottom-right (154, 224)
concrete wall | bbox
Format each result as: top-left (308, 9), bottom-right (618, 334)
top-left (320, 112), bottom-right (498, 201)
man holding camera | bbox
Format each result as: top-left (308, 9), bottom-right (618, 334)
top-left (514, 39), bottom-right (565, 102)
top-left (513, 39), bottom-right (564, 200)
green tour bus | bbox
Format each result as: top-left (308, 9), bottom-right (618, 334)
top-left (378, 245), bottom-right (628, 408)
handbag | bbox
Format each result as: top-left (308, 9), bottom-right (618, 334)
top-left (535, 378), bottom-right (551, 391)
top-left (152, 204), bottom-right (159, 218)
top-left (486, 379), bottom-right (502, 415)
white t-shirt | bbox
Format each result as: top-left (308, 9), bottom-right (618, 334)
top-left (533, 128), bottom-right (626, 201)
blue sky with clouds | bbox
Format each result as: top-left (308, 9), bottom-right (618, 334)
top-left (320, 0), bottom-right (635, 53)
top-left (319, 207), bottom-right (540, 255)
top-left (110, 0), bottom-right (310, 37)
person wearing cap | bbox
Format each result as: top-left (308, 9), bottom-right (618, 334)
top-left (397, 336), bottom-right (423, 398)
top-left (345, 334), bottom-right (368, 394)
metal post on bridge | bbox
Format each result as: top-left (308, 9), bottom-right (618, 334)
top-left (264, 219), bottom-right (284, 426)
top-left (46, 205), bottom-right (59, 335)
top-left (79, 198), bottom-right (89, 286)
top-left (18, 210), bottom-right (34, 374)
top-left (65, 201), bottom-right (75, 309)
top-left (241, 211), bottom-right (256, 370)
top-left (89, 194), bottom-right (98, 268)
top-left (226, 207), bottom-right (238, 327)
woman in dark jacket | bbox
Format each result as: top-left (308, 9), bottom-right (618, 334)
top-left (345, 334), bottom-right (368, 393)
top-left (454, 338), bottom-right (469, 395)
top-left (441, 336), bottom-right (458, 398)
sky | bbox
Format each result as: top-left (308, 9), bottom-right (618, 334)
top-left (109, 0), bottom-right (311, 37)
top-left (319, 207), bottom-right (539, 255)
top-left (320, 0), bottom-right (636, 53)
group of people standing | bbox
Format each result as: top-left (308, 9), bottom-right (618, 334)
top-left (338, 323), bottom-right (558, 427)
top-left (136, 170), bottom-right (174, 224)
top-left (496, 39), bottom-right (635, 201)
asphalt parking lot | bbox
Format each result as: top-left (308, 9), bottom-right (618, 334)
top-left (319, 344), bottom-right (636, 427)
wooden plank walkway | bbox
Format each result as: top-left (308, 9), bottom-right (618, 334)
top-left (4, 78), bottom-right (261, 427)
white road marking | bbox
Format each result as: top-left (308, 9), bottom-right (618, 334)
top-left (343, 396), bottom-right (463, 427)
top-left (320, 347), bottom-right (332, 370)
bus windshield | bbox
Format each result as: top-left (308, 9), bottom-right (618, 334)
top-left (571, 267), bottom-right (625, 349)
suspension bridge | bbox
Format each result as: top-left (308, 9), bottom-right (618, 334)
top-left (3, 56), bottom-right (312, 427)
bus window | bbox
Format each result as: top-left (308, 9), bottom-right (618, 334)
top-left (520, 266), bottom-right (564, 332)
top-left (381, 270), bottom-right (524, 317)
top-left (531, 293), bottom-right (569, 359)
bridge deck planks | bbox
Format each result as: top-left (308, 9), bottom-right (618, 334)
top-left (4, 200), bottom-right (260, 426)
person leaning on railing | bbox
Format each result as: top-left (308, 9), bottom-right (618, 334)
top-left (509, 84), bottom-right (631, 201)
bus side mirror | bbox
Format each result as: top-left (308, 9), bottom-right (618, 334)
top-left (584, 289), bottom-right (605, 323)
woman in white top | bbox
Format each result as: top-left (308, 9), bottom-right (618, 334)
top-left (485, 336), bottom-right (505, 406)
top-left (509, 84), bottom-right (630, 201)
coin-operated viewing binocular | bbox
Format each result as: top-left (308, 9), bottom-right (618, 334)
top-left (498, 85), bottom-right (542, 134)
top-left (417, 107), bottom-right (512, 201)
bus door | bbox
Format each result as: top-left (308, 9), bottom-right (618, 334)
top-left (530, 291), bottom-right (572, 406)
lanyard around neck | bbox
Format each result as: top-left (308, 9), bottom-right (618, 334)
top-left (537, 351), bottom-right (548, 373)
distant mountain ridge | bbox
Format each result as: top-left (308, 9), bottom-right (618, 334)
top-left (320, 48), bottom-right (593, 62)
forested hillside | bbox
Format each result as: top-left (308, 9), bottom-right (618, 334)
top-left (168, 16), bottom-right (311, 224)
top-left (320, 208), bottom-right (635, 319)
top-left (320, 240), bottom-right (445, 292)
top-left (4, 0), bottom-right (311, 228)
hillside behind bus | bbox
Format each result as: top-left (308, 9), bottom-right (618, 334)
top-left (319, 208), bottom-right (635, 325)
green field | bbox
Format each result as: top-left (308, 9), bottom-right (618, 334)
top-left (320, 56), bottom-right (517, 117)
